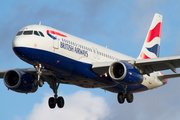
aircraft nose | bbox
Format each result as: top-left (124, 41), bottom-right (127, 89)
top-left (12, 37), bottom-right (22, 56)
top-left (12, 36), bottom-right (29, 57)
top-left (12, 37), bottom-right (23, 48)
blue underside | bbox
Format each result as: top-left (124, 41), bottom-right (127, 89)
top-left (13, 47), bottom-right (148, 93)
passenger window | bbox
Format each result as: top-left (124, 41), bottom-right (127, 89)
top-left (39, 31), bottom-right (44, 37)
top-left (34, 31), bottom-right (40, 36)
top-left (16, 31), bottom-right (23, 36)
top-left (23, 31), bottom-right (33, 35)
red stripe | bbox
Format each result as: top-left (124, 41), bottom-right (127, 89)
top-left (146, 22), bottom-right (162, 43)
top-left (47, 30), bottom-right (67, 37)
top-left (140, 52), bottom-right (150, 59)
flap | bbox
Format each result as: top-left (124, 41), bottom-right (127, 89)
top-left (92, 62), bottom-right (113, 75)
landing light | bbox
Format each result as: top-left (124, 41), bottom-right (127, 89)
top-left (105, 73), bottom-right (108, 77)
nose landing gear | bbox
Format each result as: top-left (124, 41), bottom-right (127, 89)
top-left (34, 64), bottom-right (44, 87)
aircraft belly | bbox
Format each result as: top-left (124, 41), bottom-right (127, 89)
top-left (62, 75), bottom-right (149, 93)
top-left (61, 76), bottom-right (108, 88)
top-left (101, 83), bottom-right (148, 93)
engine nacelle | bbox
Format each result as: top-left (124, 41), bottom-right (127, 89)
top-left (108, 61), bottom-right (143, 85)
top-left (3, 69), bottom-right (38, 93)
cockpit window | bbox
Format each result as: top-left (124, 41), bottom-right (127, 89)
top-left (16, 31), bottom-right (23, 36)
top-left (23, 31), bottom-right (33, 35)
top-left (39, 31), bottom-right (44, 37)
top-left (34, 31), bottom-right (40, 36)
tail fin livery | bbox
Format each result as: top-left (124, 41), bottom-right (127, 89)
top-left (137, 13), bottom-right (163, 59)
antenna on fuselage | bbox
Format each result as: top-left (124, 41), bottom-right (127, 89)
top-left (39, 21), bottom-right (41, 25)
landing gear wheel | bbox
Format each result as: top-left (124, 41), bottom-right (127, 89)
top-left (48, 97), bottom-right (56, 109)
top-left (117, 92), bottom-right (125, 104)
top-left (48, 78), bottom-right (65, 109)
top-left (57, 96), bottom-right (65, 108)
top-left (126, 92), bottom-right (133, 103)
top-left (39, 79), bottom-right (44, 87)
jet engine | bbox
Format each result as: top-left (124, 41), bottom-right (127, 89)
top-left (108, 61), bottom-right (143, 85)
top-left (3, 69), bottom-right (38, 93)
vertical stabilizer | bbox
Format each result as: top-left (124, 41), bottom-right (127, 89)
top-left (137, 13), bottom-right (163, 59)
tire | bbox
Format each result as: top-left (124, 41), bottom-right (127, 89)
top-left (126, 92), bottom-right (133, 103)
top-left (39, 79), bottom-right (44, 87)
top-left (57, 96), bottom-right (64, 108)
top-left (117, 92), bottom-right (125, 104)
top-left (48, 97), bottom-right (56, 109)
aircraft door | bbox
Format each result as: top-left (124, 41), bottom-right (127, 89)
top-left (96, 48), bottom-right (100, 60)
top-left (92, 48), bottom-right (100, 60)
top-left (93, 47), bottom-right (96, 58)
top-left (53, 36), bottom-right (59, 49)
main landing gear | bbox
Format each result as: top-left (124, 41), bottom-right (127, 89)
top-left (117, 92), bottom-right (133, 104)
top-left (35, 64), bottom-right (64, 109)
top-left (117, 85), bottom-right (134, 104)
top-left (48, 81), bottom-right (65, 109)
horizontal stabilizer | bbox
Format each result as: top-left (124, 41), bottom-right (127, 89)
top-left (157, 73), bottom-right (180, 80)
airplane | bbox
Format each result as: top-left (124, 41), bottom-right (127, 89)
top-left (1, 13), bottom-right (180, 109)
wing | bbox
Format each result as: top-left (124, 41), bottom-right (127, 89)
top-left (0, 68), bottom-right (37, 78)
top-left (0, 68), bottom-right (52, 78)
top-left (92, 56), bottom-right (180, 75)
top-left (0, 68), bottom-right (70, 85)
top-left (0, 68), bottom-right (73, 93)
top-left (134, 56), bottom-right (180, 74)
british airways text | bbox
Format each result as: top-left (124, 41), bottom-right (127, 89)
top-left (60, 42), bottom-right (88, 57)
